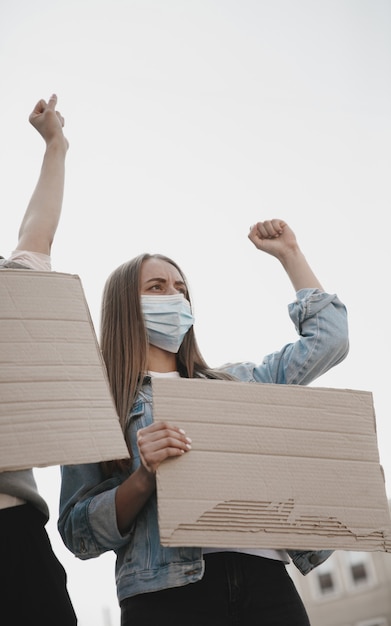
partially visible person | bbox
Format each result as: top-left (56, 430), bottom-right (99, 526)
top-left (0, 95), bottom-right (77, 625)
top-left (59, 214), bottom-right (349, 625)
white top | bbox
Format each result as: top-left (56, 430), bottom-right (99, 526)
top-left (8, 249), bottom-right (51, 271)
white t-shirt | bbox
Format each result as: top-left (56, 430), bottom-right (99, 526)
top-left (8, 249), bottom-right (51, 271)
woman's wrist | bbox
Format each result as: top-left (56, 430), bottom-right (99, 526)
top-left (44, 135), bottom-right (69, 155)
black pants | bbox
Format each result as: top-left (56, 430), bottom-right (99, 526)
top-left (0, 504), bottom-right (77, 626)
top-left (121, 552), bottom-right (311, 626)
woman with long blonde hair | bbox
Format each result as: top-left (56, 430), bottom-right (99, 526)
top-left (59, 219), bottom-right (349, 625)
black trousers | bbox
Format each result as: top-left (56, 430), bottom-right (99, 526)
top-left (121, 552), bottom-right (311, 626)
top-left (0, 504), bottom-right (77, 626)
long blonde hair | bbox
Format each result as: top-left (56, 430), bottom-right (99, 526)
top-left (100, 253), bottom-right (233, 473)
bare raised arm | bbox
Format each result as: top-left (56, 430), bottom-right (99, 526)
top-left (16, 94), bottom-right (69, 255)
top-left (248, 219), bottom-right (324, 292)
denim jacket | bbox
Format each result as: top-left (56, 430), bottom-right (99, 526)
top-left (58, 288), bottom-right (349, 604)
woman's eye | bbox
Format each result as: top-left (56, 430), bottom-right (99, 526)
top-left (145, 284), bottom-right (162, 292)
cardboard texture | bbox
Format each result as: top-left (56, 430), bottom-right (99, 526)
top-left (154, 378), bottom-right (391, 552)
top-left (0, 270), bottom-right (129, 470)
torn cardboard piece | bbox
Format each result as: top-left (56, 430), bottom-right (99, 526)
top-left (0, 270), bottom-right (129, 470)
top-left (153, 378), bottom-right (391, 552)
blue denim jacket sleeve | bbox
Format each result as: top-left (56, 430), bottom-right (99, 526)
top-left (58, 463), bottom-right (132, 559)
top-left (225, 289), bottom-right (349, 385)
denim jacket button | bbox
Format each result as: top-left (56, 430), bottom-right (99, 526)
top-left (309, 553), bottom-right (320, 565)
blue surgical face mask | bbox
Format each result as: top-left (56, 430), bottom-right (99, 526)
top-left (140, 294), bottom-right (195, 353)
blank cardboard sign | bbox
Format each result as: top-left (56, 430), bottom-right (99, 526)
top-left (154, 378), bottom-right (391, 552)
top-left (0, 270), bottom-right (129, 470)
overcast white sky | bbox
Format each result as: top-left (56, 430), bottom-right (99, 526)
top-left (1, 1), bottom-right (390, 624)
